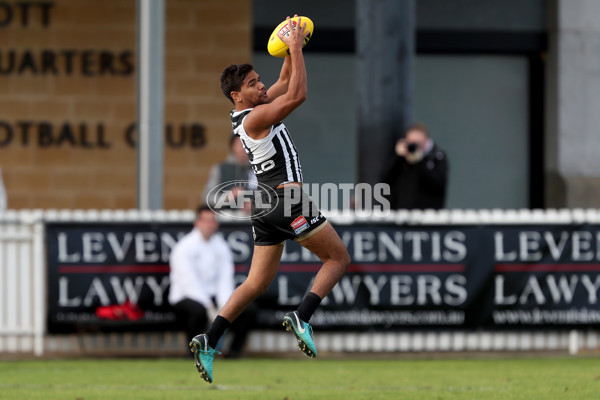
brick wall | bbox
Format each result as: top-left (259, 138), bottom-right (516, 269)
top-left (0, 0), bottom-right (251, 209)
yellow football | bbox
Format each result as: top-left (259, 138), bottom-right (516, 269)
top-left (267, 16), bottom-right (314, 58)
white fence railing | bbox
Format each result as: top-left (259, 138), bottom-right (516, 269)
top-left (0, 210), bottom-right (44, 356)
top-left (1, 208), bottom-right (599, 357)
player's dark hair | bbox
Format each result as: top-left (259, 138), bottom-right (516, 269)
top-left (220, 63), bottom-right (254, 104)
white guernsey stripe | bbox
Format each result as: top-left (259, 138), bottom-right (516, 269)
top-left (280, 128), bottom-right (302, 182)
top-left (230, 108), bottom-right (303, 187)
top-left (276, 131), bottom-right (295, 183)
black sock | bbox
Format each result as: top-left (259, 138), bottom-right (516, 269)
top-left (296, 292), bottom-right (322, 323)
top-left (206, 315), bottom-right (230, 348)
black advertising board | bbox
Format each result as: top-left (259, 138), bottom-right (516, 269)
top-left (46, 222), bottom-right (600, 332)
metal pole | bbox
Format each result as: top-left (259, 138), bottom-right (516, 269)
top-left (356, 0), bottom-right (415, 185)
top-left (136, 0), bottom-right (165, 210)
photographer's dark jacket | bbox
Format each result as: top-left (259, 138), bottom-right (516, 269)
top-left (381, 144), bottom-right (448, 210)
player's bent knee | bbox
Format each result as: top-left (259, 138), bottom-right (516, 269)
top-left (242, 278), bottom-right (271, 298)
top-left (339, 252), bottom-right (351, 272)
top-left (333, 248), bottom-right (351, 270)
top-left (342, 251), bottom-right (351, 269)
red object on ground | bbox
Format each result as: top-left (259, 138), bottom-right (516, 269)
top-left (96, 301), bottom-right (144, 321)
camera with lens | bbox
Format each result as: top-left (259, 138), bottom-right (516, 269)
top-left (406, 142), bottom-right (419, 154)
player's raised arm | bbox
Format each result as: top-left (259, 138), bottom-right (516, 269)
top-left (244, 17), bottom-right (308, 138)
top-left (266, 56), bottom-right (291, 101)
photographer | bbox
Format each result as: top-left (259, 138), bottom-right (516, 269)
top-left (381, 123), bottom-right (448, 210)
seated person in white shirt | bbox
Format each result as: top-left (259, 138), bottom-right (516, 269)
top-left (169, 205), bottom-right (255, 358)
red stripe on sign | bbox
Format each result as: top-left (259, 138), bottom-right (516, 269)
top-left (348, 264), bottom-right (466, 273)
top-left (278, 264), bottom-right (465, 273)
top-left (58, 265), bottom-right (171, 274)
top-left (279, 264), bottom-right (321, 273)
top-left (495, 264), bottom-right (600, 272)
top-left (235, 264), bottom-right (249, 273)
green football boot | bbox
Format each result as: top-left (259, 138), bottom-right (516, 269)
top-left (189, 334), bottom-right (220, 383)
top-left (283, 311), bottom-right (317, 358)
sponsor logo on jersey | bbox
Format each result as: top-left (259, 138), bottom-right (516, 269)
top-left (291, 216), bottom-right (310, 235)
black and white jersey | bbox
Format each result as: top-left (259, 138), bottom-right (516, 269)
top-left (230, 108), bottom-right (303, 188)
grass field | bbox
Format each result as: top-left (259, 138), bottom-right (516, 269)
top-left (0, 355), bottom-right (599, 399)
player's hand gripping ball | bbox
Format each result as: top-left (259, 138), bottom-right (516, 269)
top-left (267, 16), bottom-right (314, 57)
